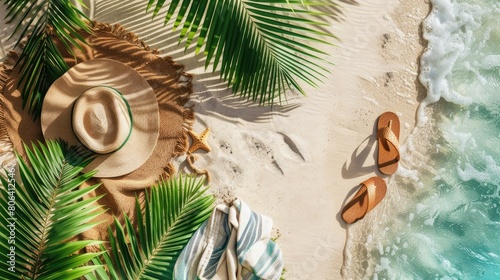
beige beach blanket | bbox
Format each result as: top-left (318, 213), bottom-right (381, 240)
top-left (0, 22), bottom-right (194, 243)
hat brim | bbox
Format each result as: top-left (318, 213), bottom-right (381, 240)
top-left (41, 59), bottom-right (160, 177)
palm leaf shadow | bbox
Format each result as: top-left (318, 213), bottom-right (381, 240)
top-left (96, 0), bottom-right (337, 106)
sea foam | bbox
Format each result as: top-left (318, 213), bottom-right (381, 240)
top-left (344, 0), bottom-right (500, 278)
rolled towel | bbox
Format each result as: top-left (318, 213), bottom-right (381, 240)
top-left (174, 199), bottom-right (283, 280)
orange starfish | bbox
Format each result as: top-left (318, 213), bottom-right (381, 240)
top-left (187, 128), bottom-right (211, 154)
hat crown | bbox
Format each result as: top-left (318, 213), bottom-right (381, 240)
top-left (72, 86), bottom-right (132, 154)
top-left (41, 59), bottom-right (160, 178)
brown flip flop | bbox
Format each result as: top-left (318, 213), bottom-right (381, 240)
top-left (377, 112), bottom-right (400, 175)
top-left (341, 177), bottom-right (387, 224)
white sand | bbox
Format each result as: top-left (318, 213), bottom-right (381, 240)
top-left (174, 0), bottom-right (429, 277)
top-left (0, 0), bottom-right (429, 278)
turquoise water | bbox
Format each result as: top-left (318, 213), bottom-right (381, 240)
top-left (344, 0), bottom-right (500, 278)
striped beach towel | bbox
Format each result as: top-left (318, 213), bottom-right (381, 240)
top-left (174, 199), bottom-right (283, 280)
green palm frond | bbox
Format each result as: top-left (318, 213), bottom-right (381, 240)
top-left (89, 175), bottom-right (215, 280)
top-left (0, 140), bottom-right (106, 279)
top-left (3, 0), bottom-right (91, 119)
top-left (5, 0), bottom-right (335, 117)
top-left (147, 0), bottom-right (335, 104)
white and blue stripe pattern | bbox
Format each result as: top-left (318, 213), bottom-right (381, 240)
top-left (174, 199), bottom-right (283, 280)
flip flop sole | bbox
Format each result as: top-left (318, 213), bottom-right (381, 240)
top-left (377, 112), bottom-right (400, 174)
top-left (341, 177), bottom-right (387, 224)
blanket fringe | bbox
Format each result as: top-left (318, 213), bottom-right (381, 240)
top-left (2, 22), bottom-right (199, 174)
top-left (0, 50), bottom-right (19, 168)
top-left (92, 22), bottom-right (196, 158)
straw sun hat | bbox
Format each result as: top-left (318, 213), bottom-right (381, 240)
top-left (41, 58), bottom-right (160, 178)
top-left (1, 22), bottom-right (197, 244)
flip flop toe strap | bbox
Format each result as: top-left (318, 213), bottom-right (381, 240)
top-left (358, 182), bottom-right (379, 219)
top-left (365, 182), bottom-right (377, 213)
top-left (354, 183), bottom-right (376, 220)
top-left (377, 122), bottom-right (400, 161)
